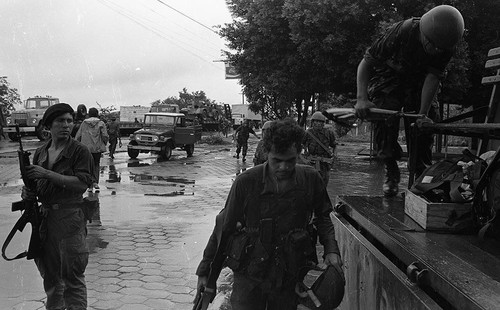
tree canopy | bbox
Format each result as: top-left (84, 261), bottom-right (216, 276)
top-left (0, 76), bottom-right (22, 119)
top-left (220, 0), bottom-right (500, 124)
top-left (151, 88), bottom-right (219, 110)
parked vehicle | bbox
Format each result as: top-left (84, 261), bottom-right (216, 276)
top-left (180, 104), bottom-right (227, 131)
top-left (127, 112), bottom-right (202, 160)
top-left (119, 105), bottom-right (150, 135)
top-left (231, 104), bottom-right (262, 129)
top-left (4, 95), bottom-right (59, 141)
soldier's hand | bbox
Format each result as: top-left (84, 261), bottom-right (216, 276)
top-left (194, 276), bottom-right (208, 303)
top-left (324, 252), bottom-right (343, 269)
top-left (21, 186), bottom-right (37, 201)
top-left (354, 99), bottom-right (376, 119)
top-left (415, 115), bottom-right (433, 127)
top-left (24, 165), bottom-right (49, 180)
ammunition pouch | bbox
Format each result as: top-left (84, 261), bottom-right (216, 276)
top-left (283, 229), bottom-right (315, 280)
top-left (225, 232), bottom-right (253, 272)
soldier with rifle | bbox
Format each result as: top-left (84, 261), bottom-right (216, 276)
top-left (302, 111), bottom-right (337, 186)
top-left (18, 103), bottom-right (93, 309)
top-left (194, 119), bottom-right (342, 310)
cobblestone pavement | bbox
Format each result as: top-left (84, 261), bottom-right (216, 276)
top-left (0, 135), bottom-right (410, 310)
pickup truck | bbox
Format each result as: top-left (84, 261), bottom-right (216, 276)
top-left (127, 112), bottom-right (202, 160)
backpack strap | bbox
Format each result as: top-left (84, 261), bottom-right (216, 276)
top-left (306, 131), bottom-right (333, 157)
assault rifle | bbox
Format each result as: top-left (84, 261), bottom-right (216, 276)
top-left (2, 125), bottom-right (42, 261)
top-left (192, 212), bottom-right (227, 310)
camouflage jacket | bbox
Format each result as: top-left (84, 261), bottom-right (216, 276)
top-left (365, 18), bottom-right (453, 98)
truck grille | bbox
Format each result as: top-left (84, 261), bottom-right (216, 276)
top-left (139, 135), bottom-right (154, 142)
top-left (11, 113), bottom-right (28, 120)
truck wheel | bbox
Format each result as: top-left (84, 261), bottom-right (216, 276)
top-left (186, 144), bottom-right (194, 157)
top-left (128, 141), bottom-right (140, 159)
top-left (8, 132), bottom-right (19, 142)
top-left (160, 145), bottom-right (172, 160)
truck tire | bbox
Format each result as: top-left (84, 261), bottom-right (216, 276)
top-left (186, 144), bottom-right (194, 157)
top-left (160, 145), bottom-right (172, 160)
top-left (128, 141), bottom-right (140, 159)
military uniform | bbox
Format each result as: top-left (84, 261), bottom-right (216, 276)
top-left (33, 137), bottom-right (93, 309)
top-left (365, 17), bottom-right (451, 179)
top-left (302, 128), bottom-right (336, 186)
top-left (234, 125), bottom-right (257, 160)
top-left (196, 163), bottom-right (339, 310)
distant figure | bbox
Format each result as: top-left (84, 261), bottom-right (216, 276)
top-left (75, 107), bottom-right (109, 191)
top-left (302, 112), bottom-right (336, 186)
top-left (253, 120), bottom-right (273, 166)
top-left (233, 120), bottom-right (260, 162)
top-left (107, 117), bottom-right (121, 159)
top-left (71, 104), bottom-right (88, 137)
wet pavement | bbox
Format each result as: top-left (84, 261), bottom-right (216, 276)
top-left (0, 134), bottom-right (404, 309)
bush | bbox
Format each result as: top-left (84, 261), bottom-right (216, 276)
top-left (200, 134), bottom-right (231, 145)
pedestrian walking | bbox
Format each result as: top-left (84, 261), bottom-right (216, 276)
top-left (21, 103), bottom-right (93, 309)
top-left (195, 118), bottom-right (342, 310)
top-left (75, 107), bottom-right (109, 191)
top-left (302, 112), bottom-right (336, 186)
top-left (107, 116), bottom-right (122, 159)
top-left (355, 5), bottom-right (464, 196)
top-left (71, 104), bottom-right (88, 138)
top-left (233, 119), bottom-right (260, 162)
top-left (253, 120), bottom-right (273, 166)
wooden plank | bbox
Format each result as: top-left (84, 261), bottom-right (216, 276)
top-left (332, 213), bottom-right (441, 310)
top-left (484, 58), bottom-right (500, 69)
top-left (481, 75), bottom-right (500, 85)
top-left (404, 190), bottom-right (472, 231)
top-left (487, 47), bottom-right (500, 57)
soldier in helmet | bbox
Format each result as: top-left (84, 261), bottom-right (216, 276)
top-left (302, 111), bottom-right (337, 186)
top-left (253, 120), bottom-right (274, 166)
top-left (355, 5), bottom-right (465, 196)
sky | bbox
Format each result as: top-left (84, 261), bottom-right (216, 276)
top-left (0, 0), bottom-right (243, 110)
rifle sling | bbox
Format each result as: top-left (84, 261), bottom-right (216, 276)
top-left (306, 131), bottom-right (333, 157)
top-left (2, 216), bottom-right (28, 261)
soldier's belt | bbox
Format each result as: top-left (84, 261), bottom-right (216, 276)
top-left (304, 156), bottom-right (333, 164)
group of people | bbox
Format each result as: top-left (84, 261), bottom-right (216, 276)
top-left (197, 4), bottom-right (465, 310)
top-left (16, 4), bottom-right (464, 309)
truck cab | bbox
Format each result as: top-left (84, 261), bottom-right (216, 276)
top-left (127, 112), bottom-right (202, 160)
top-left (4, 96), bottom-right (59, 141)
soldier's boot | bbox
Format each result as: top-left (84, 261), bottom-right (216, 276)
top-left (383, 159), bottom-right (400, 197)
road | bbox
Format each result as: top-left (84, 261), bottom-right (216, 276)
top-left (0, 134), bottom-right (400, 310)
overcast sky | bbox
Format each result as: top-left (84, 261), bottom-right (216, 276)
top-left (0, 0), bottom-right (243, 110)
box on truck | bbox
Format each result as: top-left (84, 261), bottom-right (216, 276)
top-left (119, 106), bottom-right (150, 135)
top-left (231, 104), bottom-right (262, 129)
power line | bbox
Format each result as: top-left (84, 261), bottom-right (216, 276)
top-left (97, 0), bottom-right (222, 69)
top-left (154, 0), bottom-right (220, 36)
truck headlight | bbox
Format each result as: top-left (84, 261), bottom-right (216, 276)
top-left (152, 136), bottom-right (159, 142)
top-left (31, 118), bottom-right (37, 124)
top-left (6, 117), bottom-right (12, 125)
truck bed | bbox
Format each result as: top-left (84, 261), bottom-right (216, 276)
top-left (333, 195), bottom-right (500, 310)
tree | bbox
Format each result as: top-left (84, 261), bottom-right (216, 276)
top-left (0, 76), bottom-right (22, 116)
top-left (221, 0), bottom-right (499, 124)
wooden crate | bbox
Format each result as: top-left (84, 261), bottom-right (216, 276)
top-left (404, 190), bottom-right (473, 232)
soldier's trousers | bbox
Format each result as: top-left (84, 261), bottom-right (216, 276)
top-left (372, 94), bottom-right (438, 178)
top-left (35, 208), bottom-right (89, 310)
top-left (230, 273), bottom-right (298, 310)
top-left (236, 140), bottom-right (249, 157)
